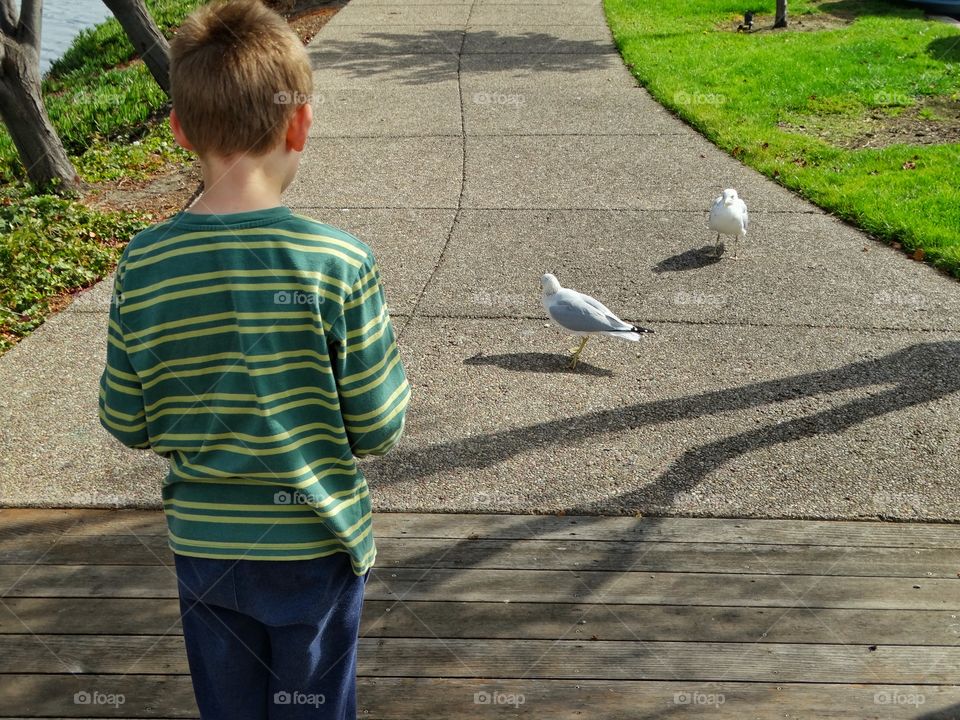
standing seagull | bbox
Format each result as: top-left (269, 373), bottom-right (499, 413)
top-left (708, 188), bottom-right (749, 258)
top-left (541, 273), bottom-right (654, 369)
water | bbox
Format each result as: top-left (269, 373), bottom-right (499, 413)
top-left (39, 0), bottom-right (114, 75)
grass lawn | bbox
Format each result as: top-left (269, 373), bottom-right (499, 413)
top-left (604, 0), bottom-right (960, 278)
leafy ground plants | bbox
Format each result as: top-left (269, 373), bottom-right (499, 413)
top-left (604, 0), bottom-right (960, 277)
top-left (0, 0), bottom-right (201, 354)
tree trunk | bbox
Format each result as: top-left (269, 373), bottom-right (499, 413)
top-left (102, 0), bottom-right (170, 96)
top-left (774, 0), bottom-right (788, 28)
top-left (0, 34), bottom-right (80, 193)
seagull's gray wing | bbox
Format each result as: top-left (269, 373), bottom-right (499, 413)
top-left (548, 289), bottom-right (632, 333)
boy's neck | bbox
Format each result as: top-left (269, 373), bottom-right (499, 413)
top-left (187, 155), bottom-right (288, 215)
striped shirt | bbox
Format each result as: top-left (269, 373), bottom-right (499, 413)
top-left (98, 206), bottom-right (409, 575)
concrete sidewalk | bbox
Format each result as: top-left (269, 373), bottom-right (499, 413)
top-left (1, 0), bottom-right (958, 519)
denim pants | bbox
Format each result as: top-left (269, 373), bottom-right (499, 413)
top-left (174, 552), bottom-right (368, 720)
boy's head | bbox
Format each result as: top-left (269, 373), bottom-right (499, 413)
top-left (169, 0), bottom-right (312, 160)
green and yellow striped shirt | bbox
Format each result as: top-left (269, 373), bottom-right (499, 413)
top-left (98, 206), bottom-right (409, 575)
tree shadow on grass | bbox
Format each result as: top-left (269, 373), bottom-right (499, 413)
top-left (928, 35), bottom-right (960, 63)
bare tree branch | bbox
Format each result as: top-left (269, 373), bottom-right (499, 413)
top-left (17, 0), bottom-right (41, 51)
top-left (102, 0), bottom-right (170, 95)
top-left (0, 0), bottom-right (17, 38)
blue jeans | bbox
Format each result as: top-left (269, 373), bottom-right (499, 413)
top-left (175, 553), bottom-right (368, 720)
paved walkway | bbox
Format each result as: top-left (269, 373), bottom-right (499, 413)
top-left (1, 0), bottom-right (959, 519)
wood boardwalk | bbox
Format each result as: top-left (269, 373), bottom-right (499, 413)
top-left (1, 509), bottom-right (960, 718)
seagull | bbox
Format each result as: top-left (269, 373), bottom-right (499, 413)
top-left (708, 188), bottom-right (749, 259)
top-left (541, 273), bottom-right (654, 369)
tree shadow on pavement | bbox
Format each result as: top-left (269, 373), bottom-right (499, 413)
top-left (367, 341), bottom-right (960, 659)
top-left (308, 31), bottom-right (616, 85)
top-left (464, 352), bottom-right (614, 377)
top-left (371, 340), bottom-right (960, 510)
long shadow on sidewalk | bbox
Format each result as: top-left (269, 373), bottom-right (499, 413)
top-left (367, 340), bottom-right (960, 617)
top-left (371, 340), bottom-right (960, 510)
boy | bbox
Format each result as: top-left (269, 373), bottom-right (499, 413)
top-left (98, 1), bottom-right (409, 717)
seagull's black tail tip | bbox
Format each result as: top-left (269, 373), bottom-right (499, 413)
top-left (632, 325), bottom-right (655, 334)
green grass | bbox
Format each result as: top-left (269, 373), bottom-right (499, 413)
top-left (0, 0), bottom-right (200, 184)
top-left (0, 0), bottom-right (200, 353)
top-left (604, 0), bottom-right (960, 277)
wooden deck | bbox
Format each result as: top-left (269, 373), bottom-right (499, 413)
top-left (1, 509), bottom-right (960, 718)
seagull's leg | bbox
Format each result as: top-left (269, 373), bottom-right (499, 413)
top-left (713, 233), bottom-right (721, 255)
top-left (569, 337), bottom-right (589, 369)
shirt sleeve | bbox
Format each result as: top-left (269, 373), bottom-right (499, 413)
top-left (98, 269), bottom-right (150, 449)
top-left (331, 255), bottom-right (409, 457)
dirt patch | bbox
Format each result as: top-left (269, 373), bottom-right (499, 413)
top-left (720, 2), bottom-right (855, 33)
top-left (780, 97), bottom-right (960, 149)
top-left (86, 161), bottom-right (202, 217)
top-left (268, 0), bottom-right (347, 44)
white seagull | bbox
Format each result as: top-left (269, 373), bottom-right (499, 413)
top-left (541, 273), bottom-right (653, 369)
top-left (708, 188), bottom-right (749, 258)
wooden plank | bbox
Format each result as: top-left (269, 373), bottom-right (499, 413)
top-left (0, 535), bottom-right (960, 578)
top-left (4, 597), bottom-right (959, 646)
top-left (5, 535), bottom-right (959, 578)
top-left (5, 509), bottom-right (960, 549)
top-left (0, 634), bottom-right (958, 684)
top-left (374, 513), bottom-right (960, 549)
top-left (4, 675), bottom-right (959, 720)
top-left (365, 568), bottom-right (960, 609)
top-left (3, 565), bottom-right (958, 610)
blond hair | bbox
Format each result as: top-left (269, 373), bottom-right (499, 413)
top-left (170, 0), bottom-right (312, 156)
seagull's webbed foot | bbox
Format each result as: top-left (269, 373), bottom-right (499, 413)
top-left (568, 337), bottom-right (589, 369)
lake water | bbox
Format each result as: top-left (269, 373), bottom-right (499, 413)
top-left (39, 0), bottom-right (114, 74)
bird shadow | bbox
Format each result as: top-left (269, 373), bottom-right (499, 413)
top-left (653, 245), bottom-right (723, 273)
top-left (464, 352), bottom-right (614, 377)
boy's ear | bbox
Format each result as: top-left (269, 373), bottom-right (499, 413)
top-left (286, 103), bottom-right (312, 153)
top-left (169, 109), bottom-right (195, 152)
